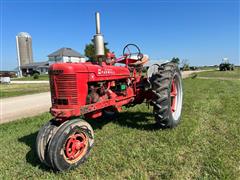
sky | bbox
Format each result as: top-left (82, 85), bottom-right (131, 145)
top-left (1, 0), bottom-right (239, 70)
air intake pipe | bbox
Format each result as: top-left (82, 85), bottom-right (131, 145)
top-left (93, 12), bottom-right (105, 57)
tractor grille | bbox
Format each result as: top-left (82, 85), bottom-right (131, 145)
top-left (50, 74), bottom-right (78, 105)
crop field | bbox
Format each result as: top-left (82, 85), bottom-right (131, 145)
top-left (0, 83), bottom-right (49, 98)
top-left (0, 78), bottom-right (239, 179)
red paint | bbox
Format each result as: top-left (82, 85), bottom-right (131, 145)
top-left (49, 54), bottom-right (153, 120)
top-left (171, 79), bottom-right (177, 112)
top-left (65, 133), bottom-right (87, 161)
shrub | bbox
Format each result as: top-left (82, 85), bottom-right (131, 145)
top-left (33, 73), bottom-right (39, 79)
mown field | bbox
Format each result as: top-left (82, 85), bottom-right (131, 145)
top-left (12, 74), bottom-right (49, 81)
top-left (0, 83), bottom-right (49, 98)
top-left (0, 78), bottom-right (239, 179)
top-left (197, 67), bottom-right (240, 79)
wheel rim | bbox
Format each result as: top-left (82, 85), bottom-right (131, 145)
top-left (171, 79), bottom-right (177, 113)
top-left (64, 132), bottom-right (88, 163)
top-left (170, 74), bottom-right (183, 121)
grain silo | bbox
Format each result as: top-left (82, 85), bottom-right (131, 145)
top-left (16, 32), bottom-right (33, 66)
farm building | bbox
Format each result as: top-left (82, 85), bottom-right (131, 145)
top-left (18, 48), bottom-right (85, 76)
top-left (20, 61), bottom-right (49, 76)
top-left (0, 71), bottom-right (17, 78)
top-left (16, 32), bottom-right (33, 66)
top-left (48, 47), bottom-right (86, 64)
top-left (15, 45), bottom-right (86, 76)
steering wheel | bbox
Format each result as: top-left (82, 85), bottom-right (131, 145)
top-left (122, 44), bottom-right (143, 61)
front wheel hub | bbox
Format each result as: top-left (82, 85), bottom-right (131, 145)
top-left (65, 133), bottom-right (87, 161)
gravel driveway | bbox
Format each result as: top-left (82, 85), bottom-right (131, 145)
top-left (0, 92), bottom-right (51, 124)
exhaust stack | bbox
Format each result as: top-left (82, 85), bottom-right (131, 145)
top-left (95, 12), bottom-right (101, 34)
top-left (93, 12), bottom-right (105, 57)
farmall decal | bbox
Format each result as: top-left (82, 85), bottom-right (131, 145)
top-left (98, 68), bottom-right (115, 75)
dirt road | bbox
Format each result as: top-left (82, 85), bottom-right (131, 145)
top-left (181, 70), bottom-right (202, 78)
top-left (0, 71), bottom-right (200, 124)
top-left (0, 92), bottom-right (51, 124)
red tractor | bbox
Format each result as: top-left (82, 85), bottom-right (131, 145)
top-left (36, 12), bottom-right (183, 171)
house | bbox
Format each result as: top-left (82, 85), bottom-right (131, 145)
top-left (17, 47), bottom-right (86, 76)
top-left (48, 47), bottom-right (86, 64)
top-left (20, 61), bottom-right (49, 76)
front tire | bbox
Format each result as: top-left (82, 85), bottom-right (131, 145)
top-left (47, 119), bottom-right (94, 171)
top-left (36, 120), bottom-right (59, 167)
top-left (150, 63), bottom-right (183, 128)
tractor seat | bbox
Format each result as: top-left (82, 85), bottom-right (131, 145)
top-left (128, 54), bottom-right (149, 66)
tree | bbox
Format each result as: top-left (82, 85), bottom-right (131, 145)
top-left (181, 59), bottom-right (190, 71)
top-left (84, 42), bottom-right (110, 61)
top-left (171, 57), bottom-right (180, 64)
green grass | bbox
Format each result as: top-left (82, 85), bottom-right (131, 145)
top-left (197, 66), bottom-right (218, 71)
top-left (0, 84), bottom-right (49, 98)
top-left (12, 74), bottom-right (49, 81)
top-left (197, 68), bottom-right (240, 79)
top-left (0, 79), bottom-right (240, 179)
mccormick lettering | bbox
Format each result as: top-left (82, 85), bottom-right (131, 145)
top-left (98, 69), bottom-right (115, 75)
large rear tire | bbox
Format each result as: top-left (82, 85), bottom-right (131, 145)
top-left (150, 62), bottom-right (183, 128)
top-left (47, 119), bottom-right (94, 171)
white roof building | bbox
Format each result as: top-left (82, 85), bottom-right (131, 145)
top-left (48, 47), bottom-right (86, 63)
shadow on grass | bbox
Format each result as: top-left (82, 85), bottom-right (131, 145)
top-left (18, 131), bottom-right (50, 171)
top-left (18, 111), bottom-right (160, 170)
top-left (87, 111), bottom-right (160, 131)
top-left (114, 111), bottom-right (160, 131)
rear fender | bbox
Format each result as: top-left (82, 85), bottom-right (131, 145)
top-left (147, 61), bottom-right (169, 79)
